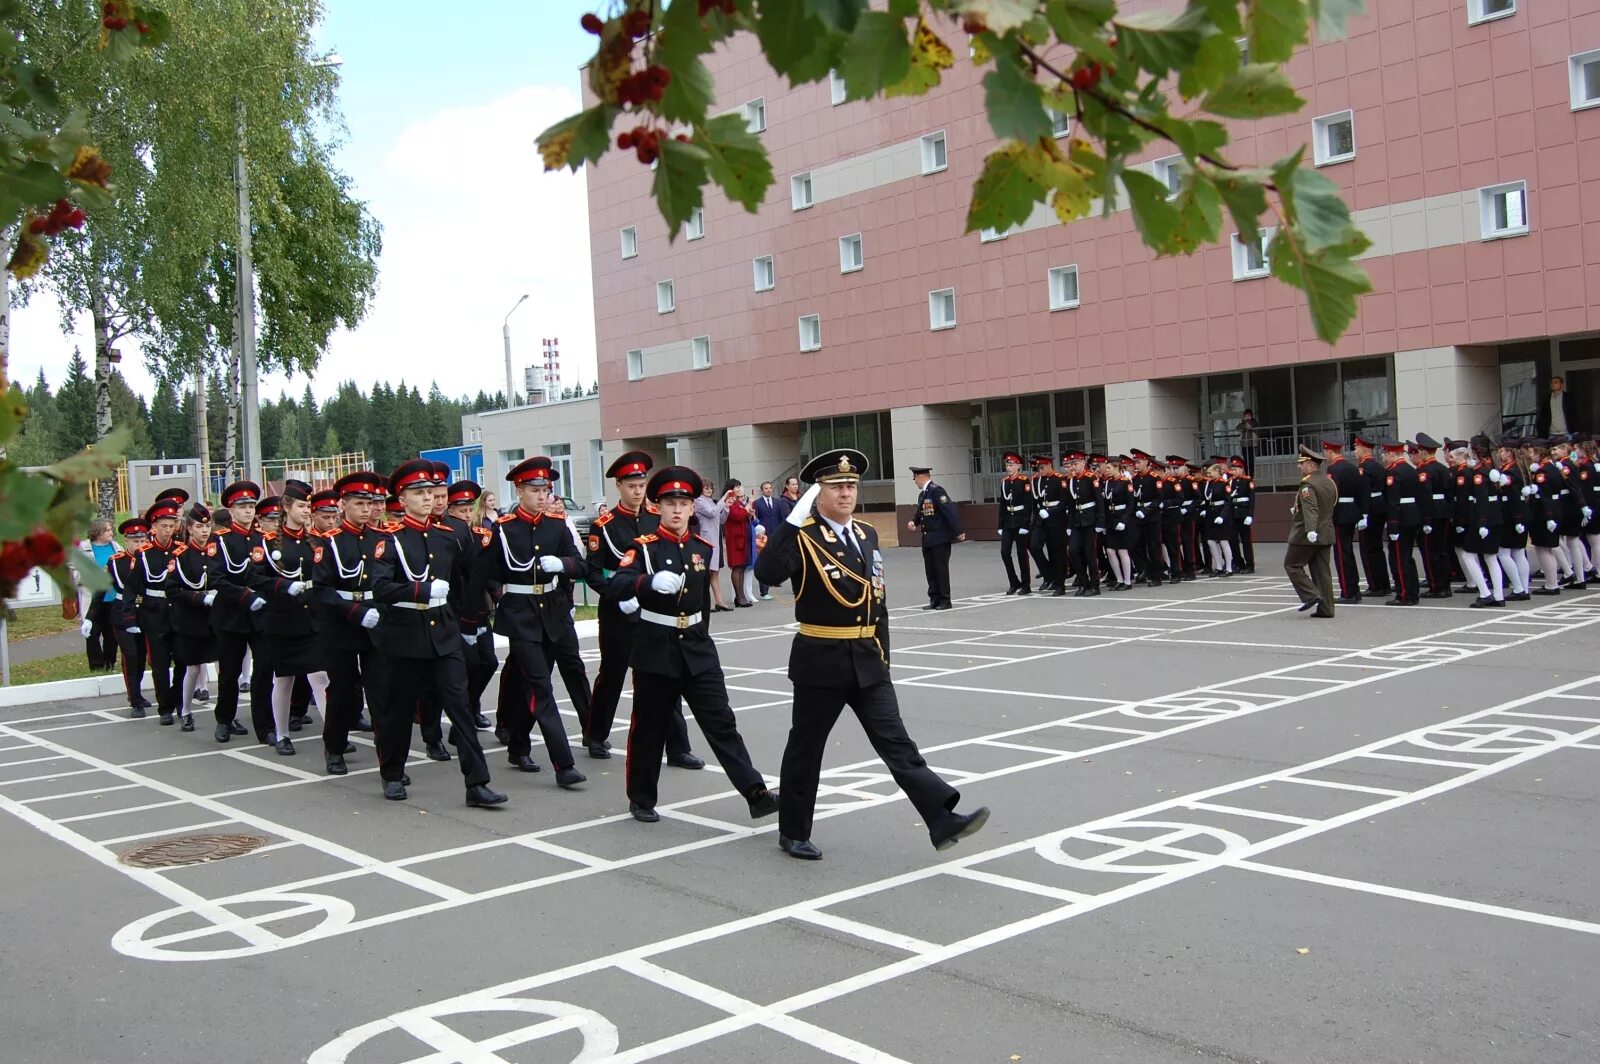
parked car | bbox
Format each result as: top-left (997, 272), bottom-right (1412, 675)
top-left (561, 496), bottom-right (594, 540)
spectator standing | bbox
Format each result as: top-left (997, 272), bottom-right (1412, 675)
top-left (81, 518), bottom-right (119, 672)
top-left (753, 481), bottom-right (782, 600)
top-left (694, 477), bottom-right (731, 611)
top-left (476, 490), bottom-right (501, 524)
top-left (722, 479), bottom-right (755, 607)
top-left (1536, 375), bottom-right (1577, 438)
top-left (1236, 408), bottom-right (1258, 476)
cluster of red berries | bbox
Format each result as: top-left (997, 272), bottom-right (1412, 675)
top-left (617, 127), bottom-right (692, 165)
top-left (100, 3), bottom-right (150, 33)
top-left (617, 65), bottom-right (671, 106)
top-left (961, 14), bottom-right (988, 35)
top-left (1070, 62), bottom-right (1108, 91)
top-left (582, 9), bottom-right (651, 37)
top-left (0, 531), bottom-right (66, 584)
top-left (27, 198), bottom-right (87, 237)
top-left (697, 0), bottom-right (735, 14)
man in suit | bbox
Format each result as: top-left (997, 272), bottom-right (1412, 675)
top-left (907, 465), bottom-right (964, 610)
top-left (1285, 446), bottom-right (1338, 619)
top-left (752, 480), bottom-right (784, 601)
top-left (1536, 375), bottom-right (1578, 438)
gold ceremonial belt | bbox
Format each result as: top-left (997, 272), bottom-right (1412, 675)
top-left (798, 623), bottom-right (877, 640)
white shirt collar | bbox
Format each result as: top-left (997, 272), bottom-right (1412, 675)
top-left (819, 513), bottom-right (855, 539)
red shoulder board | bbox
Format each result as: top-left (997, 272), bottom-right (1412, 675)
top-left (207, 543), bottom-right (218, 557)
top-left (373, 539), bottom-right (387, 559)
top-left (110, 551), bottom-right (126, 561)
top-left (645, 502), bottom-right (660, 514)
top-left (172, 543), bottom-right (187, 555)
top-left (636, 533), bottom-right (659, 544)
top-left (618, 548), bottom-right (637, 567)
top-left (695, 534), bottom-right (716, 549)
top-left (1473, 474), bottom-right (1483, 485)
top-left (498, 513), bottom-right (517, 524)
top-left (592, 510), bottom-right (614, 528)
top-left (312, 546), bottom-right (324, 564)
top-left (250, 546), bottom-right (266, 563)
top-left (547, 506), bottom-right (567, 519)
top-left (587, 534), bottom-right (600, 552)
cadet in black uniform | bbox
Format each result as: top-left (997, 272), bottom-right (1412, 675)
top-left (1062, 451), bottom-right (1103, 595)
top-left (1228, 455), bottom-right (1256, 573)
top-left (996, 451), bottom-right (1033, 594)
top-left (208, 482), bottom-right (268, 742)
top-left (583, 450), bottom-right (702, 766)
top-left (170, 503), bottom-right (220, 732)
top-left (1448, 440), bottom-right (1504, 607)
top-left (908, 466), bottom-right (963, 609)
top-left (1030, 455), bottom-right (1067, 591)
top-left (1321, 439), bottom-right (1366, 602)
top-left (465, 457), bottom-right (586, 787)
top-left (604, 466), bottom-right (779, 823)
top-left (1383, 439), bottom-right (1423, 605)
top-left (1100, 455), bottom-right (1136, 591)
top-left (755, 448), bottom-right (989, 861)
top-left (106, 518), bottom-right (152, 714)
top-left (1130, 450), bottom-right (1165, 585)
top-left (248, 483), bottom-right (331, 754)
top-left (445, 480), bottom-right (500, 731)
top-left (1200, 457), bottom-right (1235, 577)
top-left (130, 493), bottom-right (185, 725)
top-left (1157, 457), bottom-right (1189, 582)
top-left (1354, 434), bottom-right (1391, 596)
top-left (1494, 439), bottom-right (1532, 600)
top-left (1411, 433), bottom-right (1454, 597)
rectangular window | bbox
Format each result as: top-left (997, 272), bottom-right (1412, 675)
top-left (685, 207), bottom-right (705, 240)
top-left (980, 226), bottom-right (1009, 242)
top-left (547, 443), bottom-right (573, 492)
top-left (656, 279), bottom-right (675, 313)
top-left (839, 233), bottom-right (863, 272)
top-left (1231, 229), bottom-right (1273, 280)
top-left (620, 225), bottom-right (637, 259)
top-left (743, 97), bottom-right (766, 133)
top-left (1048, 265), bottom-right (1080, 310)
top-left (791, 172), bottom-right (813, 210)
top-left (829, 69), bottom-right (847, 105)
top-left (753, 254), bottom-right (775, 292)
top-left (1313, 110), bottom-right (1355, 165)
top-left (1571, 50), bottom-right (1600, 110)
top-left (691, 335), bottom-right (711, 370)
top-left (1051, 111), bottom-right (1072, 138)
top-left (1467, 0), bottom-right (1514, 24)
top-left (928, 287), bottom-right (957, 330)
top-left (798, 314), bottom-right (822, 352)
top-left (1151, 155), bottom-right (1183, 198)
top-left (1479, 181), bottom-right (1529, 238)
top-left (625, 350), bottom-right (643, 381)
top-left (920, 131), bottom-right (947, 174)
top-left (498, 448), bottom-right (525, 468)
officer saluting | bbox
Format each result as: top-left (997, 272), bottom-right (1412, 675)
top-left (907, 465), bottom-right (963, 610)
top-left (756, 448), bottom-right (989, 861)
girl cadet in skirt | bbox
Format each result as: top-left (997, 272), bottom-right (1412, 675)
top-left (249, 482), bottom-right (332, 755)
top-left (170, 503), bottom-right (220, 732)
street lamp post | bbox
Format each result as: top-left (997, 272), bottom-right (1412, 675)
top-left (503, 293), bottom-right (528, 408)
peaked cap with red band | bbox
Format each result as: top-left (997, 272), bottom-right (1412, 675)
top-left (256, 496), bottom-right (283, 517)
top-left (334, 471), bottom-right (384, 499)
top-left (310, 490), bottom-right (339, 511)
top-left (220, 481), bottom-right (261, 506)
top-left (118, 518), bottom-right (150, 537)
top-left (447, 480), bottom-right (482, 505)
top-left (606, 450), bottom-right (653, 480)
top-left (647, 465), bottom-right (703, 501)
top-left (145, 498), bottom-right (183, 523)
top-left (508, 456), bottom-right (559, 486)
top-left (390, 458), bottom-right (443, 493)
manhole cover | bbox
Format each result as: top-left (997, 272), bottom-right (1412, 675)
top-left (119, 833), bottom-right (267, 868)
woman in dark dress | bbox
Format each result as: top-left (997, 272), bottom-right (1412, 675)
top-left (1100, 457), bottom-right (1136, 591)
top-left (170, 503), bottom-right (220, 732)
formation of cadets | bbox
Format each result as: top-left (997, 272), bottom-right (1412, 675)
top-left (994, 433), bottom-right (1600, 606)
top-left (97, 447), bottom-right (991, 859)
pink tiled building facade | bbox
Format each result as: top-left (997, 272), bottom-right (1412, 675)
top-left (586, 1), bottom-right (1600, 524)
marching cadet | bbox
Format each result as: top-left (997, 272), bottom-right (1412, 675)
top-left (1354, 434), bottom-right (1391, 597)
top-left (170, 503), bottom-right (220, 731)
top-left (755, 448), bottom-right (989, 861)
top-left (465, 457), bottom-right (586, 787)
top-left (1527, 440), bottom-right (1571, 594)
top-left (308, 471), bottom-right (387, 775)
top-left (1322, 438), bottom-right (1366, 602)
top-left (1551, 440), bottom-right (1594, 586)
top-left (129, 492), bottom-right (186, 725)
top-left (1200, 456), bottom-right (1235, 577)
top-left (1100, 455), bottom-right (1136, 591)
top-left (1182, 462), bottom-right (1205, 576)
top-left (1158, 457), bottom-right (1189, 582)
top-left (1228, 455), bottom-right (1256, 573)
top-left (1382, 438), bottom-right (1423, 605)
top-left (445, 480), bottom-right (500, 733)
top-left (583, 450), bottom-right (703, 767)
top-left (256, 496), bottom-right (283, 537)
top-left (310, 490), bottom-right (341, 534)
top-left (907, 465), bottom-right (963, 610)
top-left (525, 481), bottom-right (599, 741)
top-left (1030, 454), bottom-right (1066, 592)
top-left (1130, 450), bottom-right (1165, 586)
top-left (249, 483), bottom-right (332, 754)
top-left (429, 466), bottom-right (494, 732)
top-left (997, 451), bottom-right (1033, 594)
top-left (1411, 433), bottom-right (1454, 598)
top-left (1062, 451), bottom-right (1102, 595)
top-left (1575, 434), bottom-right (1600, 578)
top-left (1284, 446), bottom-right (1337, 618)
top-left (604, 465), bottom-right (779, 824)
top-left (368, 459), bottom-right (504, 806)
top-left (209, 483), bottom-right (272, 742)
top-left (106, 518), bottom-right (153, 715)
top-left (1448, 440), bottom-right (1505, 607)
top-left (1494, 438), bottom-right (1532, 600)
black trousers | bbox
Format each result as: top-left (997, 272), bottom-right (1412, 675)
top-left (1138, 520), bottom-right (1165, 581)
top-left (626, 664), bottom-right (764, 810)
top-left (778, 680), bottom-right (958, 842)
top-left (214, 630), bottom-right (270, 735)
top-left (378, 649), bottom-right (489, 786)
top-left (547, 620), bottom-right (594, 733)
top-left (1388, 526), bottom-right (1420, 602)
top-left (999, 527), bottom-right (1031, 590)
top-left (1183, 519), bottom-right (1201, 574)
top-left (1236, 520), bottom-right (1255, 569)
top-left (85, 597), bottom-right (117, 670)
top-left (1160, 522), bottom-right (1185, 578)
top-left (112, 621), bottom-right (147, 707)
top-left (465, 630), bottom-right (498, 714)
top-left (323, 644), bottom-right (375, 756)
top-left (501, 636), bottom-right (576, 769)
top-left (144, 629), bottom-right (178, 715)
top-left (921, 542), bottom-right (953, 607)
top-left (1420, 525), bottom-right (1451, 593)
top-left (589, 608), bottom-right (694, 753)
top-left (1361, 522), bottom-right (1391, 593)
top-left (1332, 523), bottom-right (1361, 597)
top-left (1068, 527), bottom-right (1099, 588)
top-left (1026, 524), bottom-right (1052, 585)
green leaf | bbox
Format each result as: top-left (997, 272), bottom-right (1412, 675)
top-left (1114, 7), bottom-right (1205, 75)
top-left (0, 160), bottom-right (69, 225)
top-left (1176, 31), bottom-right (1242, 98)
top-left (656, 0), bottom-right (717, 123)
top-left (1210, 167), bottom-right (1272, 235)
top-left (0, 470), bottom-right (56, 540)
top-left (1246, 0), bottom-right (1309, 64)
top-left (755, 0), bottom-right (837, 84)
top-left (1170, 174), bottom-right (1223, 254)
top-left (838, 11), bottom-right (912, 100)
top-left (1123, 169), bottom-right (1181, 248)
top-left (960, 0), bottom-right (1044, 34)
top-left (804, 0), bottom-right (864, 33)
top-left (39, 429), bottom-right (129, 483)
top-left (1202, 64), bottom-right (1305, 118)
top-left (696, 114), bottom-right (775, 213)
top-left (1161, 117), bottom-right (1229, 161)
top-left (0, 385), bottom-right (27, 442)
top-left (67, 547), bottom-right (111, 594)
top-left (131, 8), bottom-right (173, 48)
top-left (967, 143), bottom-right (1047, 233)
top-left (1269, 228), bottom-right (1373, 343)
top-left (1192, 0), bottom-right (1244, 36)
top-left (1044, 0), bottom-right (1118, 63)
top-left (652, 137), bottom-right (709, 240)
top-left (535, 105), bottom-right (617, 172)
top-left (982, 48), bottom-right (1052, 141)
top-left (888, 17), bottom-right (956, 97)
top-left (1307, 0), bottom-right (1365, 40)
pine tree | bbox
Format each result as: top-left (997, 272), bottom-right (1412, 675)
top-left (54, 350), bottom-right (97, 457)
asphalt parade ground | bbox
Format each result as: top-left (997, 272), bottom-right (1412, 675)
top-left (3, 543), bottom-right (1599, 1064)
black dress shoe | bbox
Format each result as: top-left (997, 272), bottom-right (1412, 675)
top-left (383, 780), bottom-right (407, 801)
top-left (630, 803), bottom-right (660, 823)
top-left (667, 752), bottom-right (705, 770)
top-left (343, 741), bottom-right (356, 754)
top-left (353, 715), bottom-right (373, 732)
top-left (193, 689), bottom-right (210, 703)
top-left (214, 722), bottom-right (231, 743)
top-left (746, 787), bottom-right (779, 819)
top-left (1015, 586), bottom-right (1031, 595)
top-left (264, 731), bottom-right (278, 747)
top-left (556, 767), bottom-right (587, 788)
top-left (237, 681), bottom-right (251, 694)
top-left (466, 784), bottom-right (508, 807)
top-left (1424, 589), bottom-right (1453, 599)
top-left (1297, 597), bottom-right (1320, 613)
top-left (1050, 587), bottom-right (1067, 596)
top-left (1081, 587), bottom-right (1100, 597)
top-left (129, 705), bottom-right (147, 718)
top-left (1470, 595), bottom-right (1495, 608)
top-left (1005, 586), bottom-right (1019, 596)
top-left (401, 773), bottom-right (411, 786)
top-left (929, 805), bottom-right (991, 851)
top-left (1073, 587), bottom-right (1086, 597)
top-left (493, 725), bottom-right (509, 746)
top-left (1509, 591), bottom-right (1531, 601)
top-left (921, 603), bottom-right (938, 610)
top-left (287, 716), bottom-right (303, 732)
top-left (586, 742), bottom-right (612, 760)
top-left (276, 737), bottom-right (296, 756)
top-left (1490, 597), bottom-right (1507, 607)
top-left (159, 711), bottom-right (175, 726)
top-left (474, 713), bottom-right (491, 729)
top-left (779, 835), bottom-right (823, 860)
top-left (326, 754), bottom-right (347, 775)
top-left (229, 719), bottom-right (248, 735)
top-left (1532, 587), bottom-right (1561, 596)
top-left (1383, 597), bottom-right (1412, 606)
top-left (934, 602), bottom-right (953, 610)
top-left (426, 741), bottom-right (452, 762)
top-left (180, 714), bottom-right (195, 732)
top-left (508, 754), bottom-right (542, 772)
top-left (1335, 595), bottom-right (1362, 604)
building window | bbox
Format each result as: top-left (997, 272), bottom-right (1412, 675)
top-left (829, 69), bottom-right (847, 105)
top-left (620, 226), bottom-right (637, 259)
top-left (798, 314), bottom-right (822, 352)
top-left (979, 226), bottom-right (1009, 242)
top-left (656, 279), bottom-right (675, 313)
top-left (791, 172), bottom-right (813, 210)
top-left (547, 443), bottom-right (573, 491)
top-left (691, 335), bottom-right (711, 370)
top-left (839, 233), bottom-right (863, 272)
top-left (1467, 0), bottom-right (1514, 24)
top-left (1051, 111), bottom-right (1072, 138)
top-left (1231, 229), bottom-right (1273, 280)
top-left (1048, 265), bottom-right (1080, 310)
top-left (928, 287), bottom-right (957, 330)
top-left (741, 98), bottom-right (767, 133)
top-left (920, 131), bottom-right (947, 174)
top-left (626, 350), bottom-right (643, 381)
top-left (1479, 181), bottom-right (1529, 239)
top-left (685, 207), bottom-right (705, 241)
top-left (1313, 110), bottom-right (1355, 165)
top-left (753, 254), bottom-right (775, 292)
top-left (498, 448), bottom-right (525, 469)
top-left (799, 412), bottom-right (895, 480)
top-left (1152, 155), bottom-right (1183, 199)
top-left (1571, 50), bottom-right (1600, 110)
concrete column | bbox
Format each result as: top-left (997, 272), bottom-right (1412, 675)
top-left (667, 430), bottom-right (724, 484)
top-left (889, 403), bottom-right (972, 504)
top-left (1105, 378), bottom-right (1200, 458)
top-left (725, 421), bottom-right (800, 488)
top-left (1394, 346), bottom-right (1500, 441)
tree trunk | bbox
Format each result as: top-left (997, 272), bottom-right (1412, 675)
top-left (91, 284), bottom-right (117, 520)
top-left (223, 346), bottom-right (239, 482)
top-left (194, 366), bottom-right (210, 494)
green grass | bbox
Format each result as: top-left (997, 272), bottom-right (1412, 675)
top-left (8, 652), bottom-right (98, 685)
top-left (4, 605), bottom-right (81, 641)
top-left (574, 604), bottom-right (598, 622)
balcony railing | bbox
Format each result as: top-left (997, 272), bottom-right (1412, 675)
top-left (1197, 419), bottom-right (1394, 490)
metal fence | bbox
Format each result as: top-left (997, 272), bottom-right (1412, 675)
top-left (1196, 420), bottom-right (1394, 490)
top-left (88, 452), bottom-right (372, 515)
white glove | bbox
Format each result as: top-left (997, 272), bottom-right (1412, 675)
top-left (1523, 485), bottom-right (1537, 498)
top-left (1455, 526), bottom-right (1464, 535)
top-left (1388, 532), bottom-right (1399, 542)
top-left (650, 570), bottom-right (684, 595)
top-left (360, 609), bottom-right (380, 629)
top-left (1115, 522), bottom-right (1125, 531)
top-left (1515, 523), bottom-right (1526, 534)
top-left (786, 483), bottom-right (822, 527)
top-left (287, 580), bottom-right (307, 597)
top-left (1489, 468), bottom-right (1505, 485)
top-left (618, 597), bottom-right (640, 615)
top-left (1307, 530), bottom-right (1318, 543)
top-left (1584, 507), bottom-right (1594, 523)
top-left (1213, 516), bottom-right (1223, 525)
top-left (1135, 510), bottom-right (1146, 520)
top-left (128, 625), bottom-right (141, 634)
top-left (1356, 516), bottom-right (1367, 531)
top-left (1244, 516), bottom-right (1253, 526)
top-left (80, 619), bottom-right (94, 638)
top-left (539, 555), bottom-right (564, 573)
top-left (1038, 508), bottom-right (1049, 519)
top-left (1095, 527), bottom-right (1105, 535)
top-left (997, 530), bottom-right (1005, 537)
top-left (248, 596), bottom-right (266, 612)
top-left (1478, 527), bottom-right (1489, 539)
top-left (1547, 519), bottom-right (1558, 532)
top-left (1422, 524), bottom-right (1432, 535)
top-left (429, 578), bottom-right (450, 598)
top-left (203, 590), bottom-right (217, 606)
top-left (461, 630), bottom-right (477, 645)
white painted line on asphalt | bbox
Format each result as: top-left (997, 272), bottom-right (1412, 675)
top-left (789, 910), bottom-right (942, 955)
top-left (97, 819), bottom-right (240, 846)
top-left (1181, 802), bottom-right (1318, 826)
top-left (57, 799), bottom-right (183, 823)
top-left (0, 766), bottom-right (100, 786)
top-left (1501, 711), bottom-right (1600, 723)
top-left (1362, 752), bottom-right (1483, 769)
top-left (945, 867), bottom-right (1093, 903)
top-left (977, 739), bottom-right (1078, 757)
top-left (1276, 777), bottom-right (1407, 798)
top-left (20, 782), bottom-right (144, 805)
top-left (512, 838), bottom-right (611, 868)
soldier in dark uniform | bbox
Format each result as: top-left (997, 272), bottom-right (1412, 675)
top-left (1321, 439), bottom-right (1366, 602)
top-left (1528, 441), bottom-right (1570, 594)
top-left (129, 493), bottom-right (185, 725)
top-left (583, 451), bottom-right (702, 766)
top-left (248, 483), bottom-right (331, 754)
top-left (1130, 450), bottom-right (1165, 586)
top-left (907, 466), bottom-right (963, 610)
top-left (106, 518), bottom-right (152, 715)
top-left (207, 481), bottom-right (270, 742)
top-left (170, 503), bottom-right (220, 731)
top-left (1494, 438), bottom-right (1532, 600)
top-left (429, 466), bottom-right (495, 732)
top-left (368, 459), bottom-right (505, 806)
top-left (465, 457), bottom-right (586, 787)
top-left (1228, 455), bottom-right (1256, 573)
top-left (445, 480), bottom-right (500, 731)
top-left (997, 451), bottom-right (1033, 594)
top-left (1100, 455), bottom-right (1136, 590)
top-left (1062, 451), bottom-right (1103, 595)
top-left (1285, 446), bottom-right (1337, 618)
top-left (604, 465), bottom-right (779, 823)
top-left (1354, 434), bottom-right (1391, 596)
top-left (1448, 440), bottom-right (1504, 607)
top-left (1030, 455), bottom-right (1066, 592)
top-left (1182, 462), bottom-right (1204, 577)
top-left (1200, 456), bottom-right (1235, 577)
top-left (1382, 439), bottom-right (1423, 605)
top-left (1412, 433), bottom-right (1454, 597)
top-left (1158, 457), bottom-right (1189, 582)
top-left (755, 448), bottom-right (989, 861)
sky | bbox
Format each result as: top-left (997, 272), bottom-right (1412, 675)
top-left (7, 0), bottom-right (604, 405)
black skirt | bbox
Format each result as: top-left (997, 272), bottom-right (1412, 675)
top-left (174, 632), bottom-right (218, 666)
top-left (269, 632), bottom-right (324, 677)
